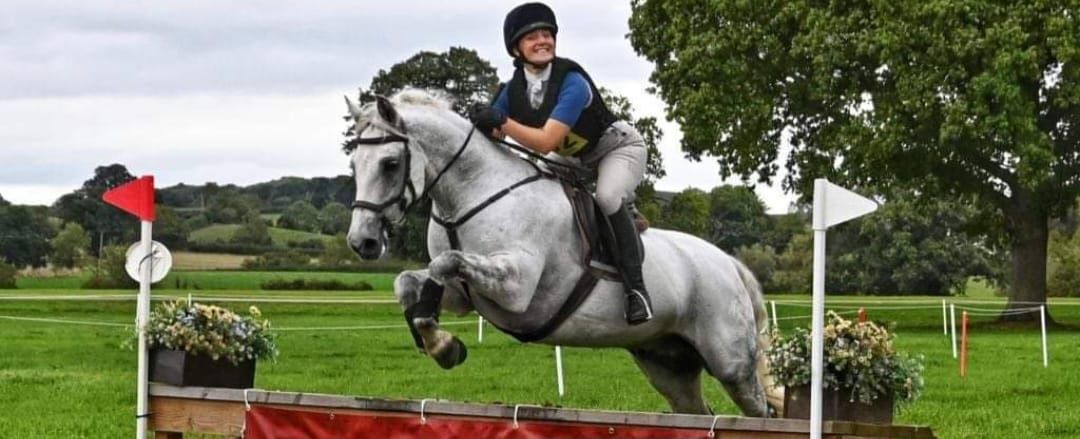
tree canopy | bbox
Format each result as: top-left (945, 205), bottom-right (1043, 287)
top-left (52, 164), bottom-right (137, 255)
top-left (367, 47), bottom-right (500, 117)
top-left (630, 0), bottom-right (1080, 319)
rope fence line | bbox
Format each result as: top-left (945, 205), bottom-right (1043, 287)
top-left (0, 313), bottom-right (480, 333)
top-left (0, 315), bottom-right (130, 327)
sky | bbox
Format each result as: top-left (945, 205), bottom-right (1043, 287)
top-left (0, 0), bottom-right (796, 213)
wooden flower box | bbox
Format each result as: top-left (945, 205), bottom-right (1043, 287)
top-left (149, 349), bottom-right (255, 389)
top-left (783, 383), bottom-right (894, 424)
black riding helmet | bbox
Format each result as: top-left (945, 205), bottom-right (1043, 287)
top-left (503, 2), bottom-right (558, 58)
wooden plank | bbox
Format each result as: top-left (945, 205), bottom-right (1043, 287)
top-left (149, 396), bottom-right (244, 437)
top-left (148, 384), bottom-right (935, 438)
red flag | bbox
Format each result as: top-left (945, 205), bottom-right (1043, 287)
top-left (103, 175), bottom-right (156, 221)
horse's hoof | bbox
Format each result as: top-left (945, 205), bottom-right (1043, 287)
top-left (432, 337), bottom-right (468, 370)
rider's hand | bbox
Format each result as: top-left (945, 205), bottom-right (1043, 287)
top-left (468, 103), bottom-right (507, 132)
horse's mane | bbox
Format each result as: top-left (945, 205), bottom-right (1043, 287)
top-left (391, 88), bottom-right (456, 111)
top-left (347, 88), bottom-right (460, 142)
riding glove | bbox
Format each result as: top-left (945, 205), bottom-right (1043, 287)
top-left (468, 103), bottom-right (508, 132)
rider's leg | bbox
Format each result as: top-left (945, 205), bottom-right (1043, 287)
top-left (595, 122), bottom-right (653, 325)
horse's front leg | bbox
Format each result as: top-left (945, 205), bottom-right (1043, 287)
top-left (428, 249), bottom-right (541, 314)
top-left (394, 269), bottom-right (472, 369)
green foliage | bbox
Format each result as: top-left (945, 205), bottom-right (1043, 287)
top-left (49, 222), bottom-right (91, 269)
top-left (278, 200), bottom-right (321, 233)
top-left (767, 312), bottom-right (924, 406)
top-left (0, 260), bottom-right (16, 288)
top-left (260, 278), bottom-right (373, 291)
top-left (828, 196), bottom-right (993, 295)
top-left (231, 212), bottom-right (273, 247)
top-left (153, 206), bottom-right (190, 250)
top-left (629, 0), bottom-right (1080, 308)
top-left (183, 214), bottom-right (210, 231)
top-left (772, 231), bottom-right (813, 294)
top-left (82, 245), bottom-right (136, 289)
top-left (661, 188), bottom-right (711, 237)
top-left (1049, 230), bottom-right (1080, 297)
top-left (142, 301), bottom-right (277, 364)
top-left (735, 243), bottom-right (777, 291)
top-left (366, 46), bottom-right (499, 117)
top-left (0, 204), bottom-right (55, 268)
top-left (318, 202), bottom-right (350, 235)
top-left (707, 185), bottom-right (769, 252)
top-left (206, 189), bottom-right (260, 224)
top-left (319, 234), bottom-right (358, 268)
top-left (51, 164), bottom-right (137, 256)
top-left (0, 192), bottom-right (9, 206)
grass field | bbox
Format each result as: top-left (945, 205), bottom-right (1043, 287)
top-left (0, 286), bottom-right (1077, 438)
top-left (189, 223), bottom-right (335, 246)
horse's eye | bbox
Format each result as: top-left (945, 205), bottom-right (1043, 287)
top-left (381, 159), bottom-right (401, 174)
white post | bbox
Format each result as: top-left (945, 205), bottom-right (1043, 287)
top-left (950, 303), bottom-right (957, 359)
top-left (942, 299), bottom-right (948, 335)
top-left (810, 180), bottom-right (827, 439)
top-left (808, 179), bottom-right (877, 439)
top-left (555, 346), bottom-right (565, 397)
top-left (135, 221), bottom-right (153, 439)
top-left (1040, 306), bottom-right (1048, 367)
top-left (478, 316), bottom-right (484, 343)
top-left (771, 300), bottom-right (778, 330)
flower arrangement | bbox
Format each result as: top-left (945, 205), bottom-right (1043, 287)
top-left (767, 311), bottom-right (924, 406)
top-left (142, 300), bottom-right (278, 365)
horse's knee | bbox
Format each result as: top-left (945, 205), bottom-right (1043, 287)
top-left (394, 271), bottom-right (426, 308)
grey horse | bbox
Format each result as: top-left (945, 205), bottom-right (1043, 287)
top-left (344, 89), bottom-right (781, 417)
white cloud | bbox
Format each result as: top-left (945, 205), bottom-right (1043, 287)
top-left (0, 0), bottom-right (796, 213)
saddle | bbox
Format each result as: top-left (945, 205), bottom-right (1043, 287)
top-left (560, 182), bottom-right (647, 281)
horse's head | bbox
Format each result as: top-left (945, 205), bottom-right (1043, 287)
top-left (343, 94), bottom-right (427, 259)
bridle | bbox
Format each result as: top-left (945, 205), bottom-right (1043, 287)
top-left (349, 128), bottom-right (476, 224)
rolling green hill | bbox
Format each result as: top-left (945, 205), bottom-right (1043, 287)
top-left (189, 224), bottom-right (336, 247)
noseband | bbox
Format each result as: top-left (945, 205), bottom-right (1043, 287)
top-left (350, 128), bottom-right (476, 223)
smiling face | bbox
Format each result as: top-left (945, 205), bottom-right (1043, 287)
top-left (514, 28), bottom-right (556, 67)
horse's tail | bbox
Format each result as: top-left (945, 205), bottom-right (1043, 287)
top-left (733, 257), bottom-right (784, 415)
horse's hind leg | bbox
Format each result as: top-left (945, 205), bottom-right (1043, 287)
top-left (394, 270), bottom-right (469, 369)
top-left (629, 336), bottom-right (710, 415)
top-left (691, 327), bottom-right (769, 417)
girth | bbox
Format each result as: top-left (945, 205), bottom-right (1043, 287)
top-left (433, 165), bottom-right (603, 343)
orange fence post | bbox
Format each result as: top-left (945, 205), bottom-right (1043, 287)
top-left (858, 308), bottom-right (868, 323)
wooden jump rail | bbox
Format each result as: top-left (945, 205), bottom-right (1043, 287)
top-left (149, 383), bottom-right (936, 438)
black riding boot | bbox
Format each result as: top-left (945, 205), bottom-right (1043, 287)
top-left (608, 204), bottom-right (653, 325)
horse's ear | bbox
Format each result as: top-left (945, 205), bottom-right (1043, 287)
top-left (344, 95), bottom-right (362, 119)
top-left (375, 95), bottom-right (403, 129)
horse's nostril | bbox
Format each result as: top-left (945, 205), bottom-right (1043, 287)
top-left (360, 239), bottom-right (380, 253)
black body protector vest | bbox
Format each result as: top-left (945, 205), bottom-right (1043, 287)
top-left (507, 57), bottom-right (617, 157)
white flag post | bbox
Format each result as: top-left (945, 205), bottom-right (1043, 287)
top-left (135, 221), bottom-right (153, 439)
top-left (810, 179), bottom-right (878, 439)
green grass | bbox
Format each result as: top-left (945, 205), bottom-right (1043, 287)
top-left (0, 293), bottom-right (1077, 438)
top-left (15, 271), bottom-right (397, 291)
top-left (189, 223), bottom-right (334, 246)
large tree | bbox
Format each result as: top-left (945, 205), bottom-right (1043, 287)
top-left (52, 164), bottom-right (137, 256)
top-left (366, 47), bottom-right (500, 116)
top-left (0, 205), bottom-right (54, 267)
top-left (630, 0), bottom-right (1080, 321)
